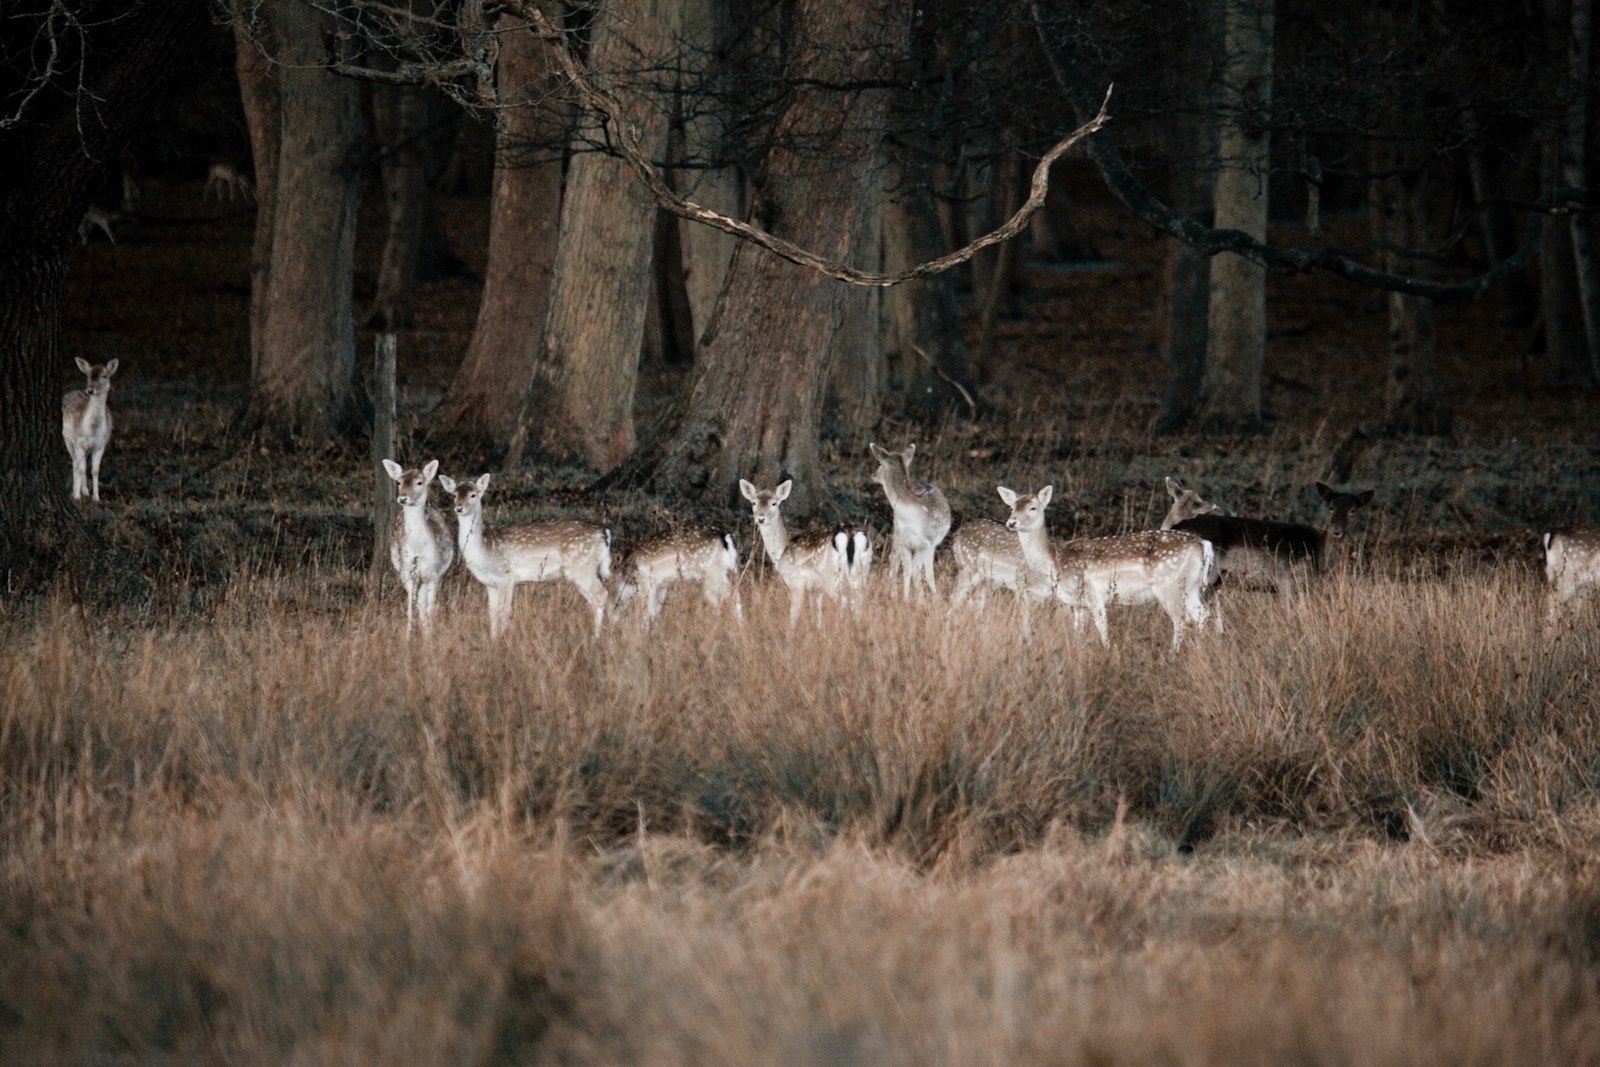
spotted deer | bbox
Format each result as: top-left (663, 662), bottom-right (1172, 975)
top-left (381, 458), bottom-right (454, 637)
top-left (1544, 528), bottom-right (1600, 621)
top-left (1173, 482), bottom-right (1373, 614)
top-left (439, 473), bottom-right (611, 638)
top-left (868, 442), bottom-right (951, 599)
top-left (1160, 477), bottom-right (1229, 530)
top-left (61, 357), bottom-right (118, 501)
top-left (739, 479), bottom-right (870, 629)
top-left (614, 527), bottom-right (742, 625)
top-left (1001, 485), bottom-right (1213, 650)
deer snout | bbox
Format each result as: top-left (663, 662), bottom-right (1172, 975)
top-left (1006, 517), bottom-right (1019, 531)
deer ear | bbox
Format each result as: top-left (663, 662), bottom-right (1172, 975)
top-left (1315, 482), bottom-right (1334, 500)
top-left (739, 478), bottom-right (758, 502)
top-left (1038, 485), bottom-right (1053, 507)
top-left (439, 474), bottom-right (457, 493)
top-left (997, 486), bottom-right (1018, 507)
top-left (1357, 489), bottom-right (1375, 505)
top-left (475, 472), bottom-right (492, 492)
top-left (905, 443), bottom-right (916, 460)
top-left (382, 458), bottom-right (404, 480)
top-left (1166, 477), bottom-right (1182, 499)
top-left (75, 357), bottom-right (92, 375)
top-left (421, 459), bottom-right (439, 482)
top-left (868, 443), bottom-right (886, 461)
top-left (104, 358), bottom-right (119, 376)
top-left (774, 480), bottom-right (792, 502)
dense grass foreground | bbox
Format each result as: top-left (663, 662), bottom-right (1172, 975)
top-left (3, 569), bottom-right (1600, 1064)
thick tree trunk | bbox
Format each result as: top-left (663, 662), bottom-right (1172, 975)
top-left (1198, 0), bottom-right (1273, 431)
top-left (0, 0), bottom-right (205, 598)
top-left (429, 16), bottom-right (567, 454)
top-left (1542, 0), bottom-right (1597, 389)
top-left (676, 0), bottom-right (742, 345)
top-left (508, 0), bottom-right (680, 471)
top-left (613, 0), bottom-right (910, 516)
top-left (830, 160), bottom-right (885, 433)
top-left (1562, 0), bottom-right (1600, 384)
top-left (236, 0), bottom-right (366, 447)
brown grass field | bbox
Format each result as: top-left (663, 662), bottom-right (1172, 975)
top-left (3, 171), bottom-right (1600, 1064)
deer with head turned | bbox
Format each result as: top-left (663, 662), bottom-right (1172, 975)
top-left (613, 526), bottom-right (743, 625)
top-left (1172, 482), bottom-right (1374, 615)
top-left (1160, 477), bottom-right (1229, 531)
top-left (61, 357), bottom-right (119, 502)
top-left (382, 458), bottom-right (454, 637)
top-left (1544, 528), bottom-right (1600, 622)
top-left (1000, 485), bottom-right (1213, 650)
top-left (439, 473), bottom-right (612, 638)
top-left (739, 478), bottom-right (870, 629)
top-left (868, 442), bottom-right (951, 600)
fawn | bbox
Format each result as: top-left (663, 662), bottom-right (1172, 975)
top-left (62, 357), bottom-right (119, 501)
top-left (614, 526), bottom-right (742, 624)
top-left (869, 442), bottom-right (952, 599)
top-left (381, 458), bottom-right (454, 637)
top-left (739, 478), bottom-right (870, 629)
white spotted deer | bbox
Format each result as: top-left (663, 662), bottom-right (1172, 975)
top-left (1172, 482), bottom-right (1373, 618)
top-left (1544, 528), bottom-right (1600, 621)
top-left (614, 527), bottom-right (742, 625)
top-left (381, 458), bottom-right (454, 637)
top-left (739, 479), bottom-right (870, 629)
top-left (1160, 477), bottom-right (1229, 530)
top-left (440, 473), bottom-right (612, 638)
top-left (1001, 485), bottom-right (1213, 650)
top-left (61, 357), bottom-right (119, 501)
top-left (869, 442), bottom-right (952, 599)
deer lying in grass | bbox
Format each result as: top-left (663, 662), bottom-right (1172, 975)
top-left (869, 442), bottom-right (951, 599)
top-left (382, 458), bottom-right (454, 637)
top-left (440, 473), bottom-right (612, 638)
top-left (613, 527), bottom-right (742, 625)
top-left (1172, 482), bottom-right (1373, 616)
top-left (740, 479), bottom-right (870, 629)
top-left (1001, 485), bottom-right (1213, 650)
top-left (1544, 528), bottom-right (1600, 621)
top-left (61, 357), bottom-right (118, 501)
top-left (1160, 477), bottom-right (1229, 530)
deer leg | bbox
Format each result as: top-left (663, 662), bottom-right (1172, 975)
top-left (89, 446), bottom-right (104, 501)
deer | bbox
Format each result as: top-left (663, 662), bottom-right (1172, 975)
top-left (61, 357), bottom-right (119, 502)
top-left (439, 473), bottom-right (612, 638)
top-left (381, 458), bottom-right (455, 637)
top-left (739, 478), bottom-right (870, 629)
top-left (1160, 476), bottom-right (1229, 530)
top-left (1000, 485), bottom-right (1214, 651)
top-left (868, 442), bottom-right (952, 599)
top-left (204, 161), bottom-right (255, 202)
top-left (1171, 482), bottom-right (1373, 617)
top-left (77, 206), bottom-right (121, 244)
top-left (1544, 528), bottom-right (1600, 621)
top-left (613, 526), bottom-right (742, 625)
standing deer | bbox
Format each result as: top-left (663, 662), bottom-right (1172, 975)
top-left (1160, 477), bottom-right (1229, 530)
top-left (1001, 485), bottom-right (1213, 650)
top-left (381, 458), bottom-right (454, 637)
top-left (1544, 528), bottom-right (1600, 620)
top-left (739, 479), bottom-right (870, 628)
top-left (61, 357), bottom-right (119, 501)
top-left (868, 442), bottom-right (951, 599)
top-left (613, 527), bottom-right (742, 625)
top-left (439, 473), bottom-right (611, 638)
top-left (1172, 482), bottom-right (1373, 615)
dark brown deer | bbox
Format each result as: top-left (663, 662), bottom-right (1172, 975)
top-left (1173, 482), bottom-right (1373, 614)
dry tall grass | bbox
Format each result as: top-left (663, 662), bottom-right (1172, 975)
top-left (4, 563), bottom-right (1599, 1065)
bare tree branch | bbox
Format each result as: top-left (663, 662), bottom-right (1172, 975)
top-left (1028, 1), bottom-right (1540, 303)
top-left (491, 0), bottom-right (1111, 289)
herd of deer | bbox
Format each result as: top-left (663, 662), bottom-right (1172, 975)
top-left (60, 358), bottom-right (1600, 639)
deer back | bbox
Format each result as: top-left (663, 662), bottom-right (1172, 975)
top-left (488, 520), bottom-right (611, 583)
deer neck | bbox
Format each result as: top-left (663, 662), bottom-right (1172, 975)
top-left (877, 464), bottom-right (918, 508)
top-left (1012, 521), bottom-right (1057, 580)
top-left (457, 508), bottom-right (490, 563)
top-left (754, 513), bottom-right (790, 563)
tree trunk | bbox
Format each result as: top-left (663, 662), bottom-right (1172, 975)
top-left (0, 0), bottom-right (206, 598)
top-left (429, 14), bottom-right (567, 454)
top-left (830, 157), bottom-right (885, 434)
top-left (612, 0), bottom-right (910, 516)
top-left (365, 80), bottom-right (430, 330)
top-left (1563, 0), bottom-right (1600, 384)
top-left (508, 0), bottom-right (680, 471)
top-left (229, 0), bottom-right (280, 385)
top-left (1198, 0), bottom-right (1274, 431)
top-left (236, 0), bottom-right (366, 446)
top-left (676, 0), bottom-right (742, 345)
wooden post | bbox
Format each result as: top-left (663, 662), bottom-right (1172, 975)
top-left (369, 331), bottom-right (398, 588)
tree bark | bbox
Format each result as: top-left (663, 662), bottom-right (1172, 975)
top-left (1562, 0), bottom-right (1600, 385)
top-left (676, 0), bottom-right (742, 345)
top-left (236, 0), bottom-right (367, 446)
top-left (0, 0), bottom-right (206, 598)
top-left (1198, 0), bottom-right (1274, 431)
top-left (830, 159), bottom-right (885, 432)
top-left (429, 13), bottom-right (568, 454)
top-left (230, 0), bottom-right (280, 385)
top-left (365, 79), bottom-right (431, 331)
top-left (611, 0), bottom-right (910, 516)
top-left (507, 0), bottom-right (680, 471)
